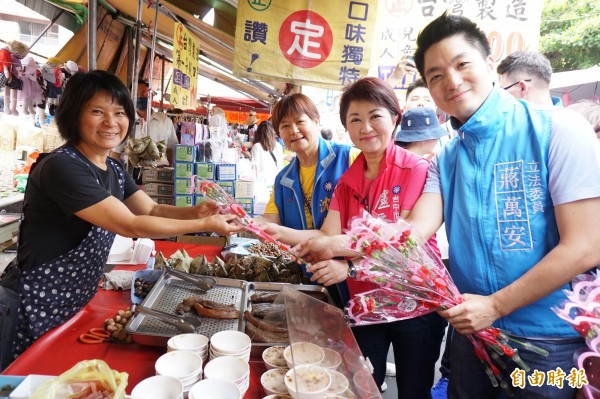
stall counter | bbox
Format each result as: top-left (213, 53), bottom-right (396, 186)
top-left (1, 241), bottom-right (268, 398)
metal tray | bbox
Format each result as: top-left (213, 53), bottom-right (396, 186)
top-left (125, 272), bottom-right (248, 346)
top-left (245, 282), bottom-right (334, 357)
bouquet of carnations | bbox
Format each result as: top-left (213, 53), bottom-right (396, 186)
top-left (553, 272), bottom-right (600, 398)
top-left (197, 178), bottom-right (298, 255)
top-left (344, 211), bottom-right (547, 390)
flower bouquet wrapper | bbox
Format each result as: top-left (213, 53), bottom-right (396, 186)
top-left (196, 177), bottom-right (305, 261)
top-left (343, 210), bottom-right (548, 391)
top-left (553, 271), bottom-right (600, 397)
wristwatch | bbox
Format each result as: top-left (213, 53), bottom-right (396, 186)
top-left (347, 260), bottom-right (357, 278)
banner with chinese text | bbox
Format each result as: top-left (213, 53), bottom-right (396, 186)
top-left (374, 1), bottom-right (544, 96)
top-left (171, 22), bottom-right (199, 109)
top-left (233, 0), bottom-right (379, 90)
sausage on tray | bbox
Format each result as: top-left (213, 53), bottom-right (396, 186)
top-left (244, 310), bottom-right (288, 334)
top-left (245, 320), bottom-right (289, 343)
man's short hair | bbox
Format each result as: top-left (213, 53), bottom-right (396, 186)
top-left (496, 51), bottom-right (553, 84)
top-left (414, 11), bottom-right (490, 80)
top-left (406, 79), bottom-right (428, 99)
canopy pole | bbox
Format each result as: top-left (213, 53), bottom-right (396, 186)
top-left (146, 0), bottom-right (160, 119)
top-left (87, 0), bottom-right (97, 70)
top-left (131, 0), bottom-right (143, 104)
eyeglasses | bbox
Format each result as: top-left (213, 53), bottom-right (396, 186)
top-left (502, 79), bottom-right (532, 90)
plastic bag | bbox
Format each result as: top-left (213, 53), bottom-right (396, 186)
top-left (30, 359), bottom-right (128, 399)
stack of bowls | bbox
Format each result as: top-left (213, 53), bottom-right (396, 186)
top-left (167, 333), bottom-right (209, 363)
top-left (187, 379), bottom-right (241, 399)
top-left (203, 355), bottom-right (250, 396)
top-left (130, 375), bottom-right (184, 399)
top-left (209, 330), bottom-right (251, 362)
top-left (155, 350), bottom-right (203, 396)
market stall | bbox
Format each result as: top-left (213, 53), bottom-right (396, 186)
top-left (0, 241), bottom-right (269, 397)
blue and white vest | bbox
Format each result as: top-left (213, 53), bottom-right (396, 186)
top-left (439, 88), bottom-right (575, 338)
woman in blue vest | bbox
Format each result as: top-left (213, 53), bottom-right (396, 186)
top-left (261, 93), bottom-right (358, 231)
top-left (260, 93), bottom-right (358, 306)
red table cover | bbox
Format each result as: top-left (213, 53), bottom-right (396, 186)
top-left (2, 241), bottom-right (268, 398)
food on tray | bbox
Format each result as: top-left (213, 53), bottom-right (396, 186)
top-left (193, 300), bottom-right (239, 319)
top-left (133, 277), bottom-right (156, 299)
top-left (245, 321), bottom-right (289, 343)
top-left (251, 303), bottom-right (286, 320)
top-left (174, 296), bottom-right (239, 319)
top-left (250, 292), bottom-right (280, 303)
top-left (248, 242), bottom-right (290, 259)
top-left (244, 310), bottom-right (287, 333)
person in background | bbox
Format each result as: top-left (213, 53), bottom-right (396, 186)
top-left (251, 120), bottom-right (284, 189)
top-left (320, 127), bottom-right (333, 140)
top-left (110, 80), bottom-right (179, 167)
top-left (409, 12), bottom-right (600, 399)
top-left (395, 107), bottom-right (448, 160)
top-left (0, 40), bottom-right (29, 116)
top-left (568, 99), bottom-right (600, 141)
top-left (497, 50), bottom-right (561, 108)
top-left (287, 77), bottom-right (446, 397)
top-left (0, 70), bottom-right (242, 370)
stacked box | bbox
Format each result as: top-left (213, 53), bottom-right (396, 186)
top-left (174, 162), bottom-right (195, 179)
top-left (215, 164), bottom-right (236, 181)
top-left (195, 162), bottom-right (215, 180)
top-left (174, 195), bottom-right (194, 207)
top-left (175, 178), bottom-right (195, 195)
top-left (174, 145), bottom-right (196, 163)
top-left (235, 197), bottom-right (254, 216)
top-left (143, 183), bottom-right (174, 196)
top-left (141, 167), bottom-right (174, 184)
top-left (234, 180), bottom-right (255, 198)
top-left (216, 181), bottom-right (235, 196)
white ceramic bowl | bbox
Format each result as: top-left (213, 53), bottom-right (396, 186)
top-left (188, 379), bottom-right (241, 399)
top-left (131, 375), bottom-right (184, 399)
top-left (155, 351), bottom-right (203, 381)
top-left (352, 368), bottom-right (381, 397)
top-left (260, 368), bottom-right (289, 396)
top-left (325, 369), bottom-right (349, 396)
top-left (167, 333), bottom-right (209, 352)
top-left (283, 342), bottom-right (325, 369)
top-left (320, 348), bottom-right (342, 369)
top-left (204, 355), bottom-right (250, 385)
top-left (210, 330), bottom-right (251, 354)
top-left (284, 365), bottom-right (331, 399)
top-left (262, 346), bottom-right (287, 370)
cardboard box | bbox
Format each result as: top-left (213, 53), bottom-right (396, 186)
top-left (174, 178), bottom-right (195, 195)
top-left (143, 182), bottom-right (174, 196)
top-left (174, 162), bottom-right (195, 179)
top-left (141, 167), bottom-right (174, 183)
top-left (174, 144), bottom-right (196, 162)
top-left (149, 196), bottom-right (175, 206)
top-left (215, 164), bottom-right (236, 181)
top-left (216, 181), bottom-right (235, 196)
top-left (194, 162), bottom-right (215, 180)
top-left (235, 197), bottom-right (254, 216)
top-left (235, 180), bottom-right (255, 198)
top-left (177, 234), bottom-right (230, 248)
top-left (174, 195), bottom-right (194, 207)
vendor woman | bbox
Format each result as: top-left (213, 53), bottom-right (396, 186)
top-left (0, 70), bottom-right (243, 370)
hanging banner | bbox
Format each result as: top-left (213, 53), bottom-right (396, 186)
top-left (373, 0), bottom-right (544, 96)
top-left (233, 0), bottom-right (379, 90)
top-left (172, 22), bottom-right (199, 109)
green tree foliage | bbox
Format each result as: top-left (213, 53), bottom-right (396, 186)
top-left (540, 0), bottom-right (600, 72)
